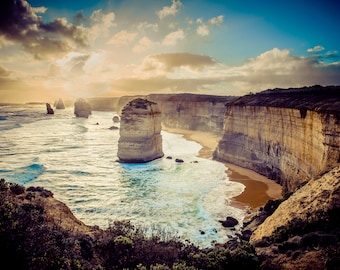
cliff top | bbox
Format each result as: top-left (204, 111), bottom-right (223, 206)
top-left (147, 93), bottom-right (237, 103)
top-left (122, 98), bottom-right (158, 111)
top-left (231, 85), bottom-right (340, 113)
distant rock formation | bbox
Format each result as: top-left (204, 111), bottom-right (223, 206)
top-left (46, 103), bottom-right (54, 114)
top-left (118, 98), bottom-right (163, 163)
top-left (112, 115), bottom-right (120, 123)
top-left (55, 98), bottom-right (66, 109)
top-left (74, 98), bottom-right (92, 118)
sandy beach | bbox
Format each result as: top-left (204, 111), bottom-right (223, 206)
top-left (163, 126), bottom-right (283, 210)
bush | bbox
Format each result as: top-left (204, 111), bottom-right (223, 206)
top-left (9, 183), bottom-right (25, 195)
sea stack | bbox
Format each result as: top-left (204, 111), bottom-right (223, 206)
top-left (55, 98), bottom-right (66, 109)
top-left (74, 98), bottom-right (92, 118)
top-left (118, 98), bottom-right (163, 163)
top-left (46, 103), bottom-right (54, 114)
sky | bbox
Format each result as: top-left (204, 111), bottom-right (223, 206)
top-left (0, 0), bottom-right (339, 103)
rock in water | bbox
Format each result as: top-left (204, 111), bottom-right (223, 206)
top-left (74, 98), bottom-right (92, 118)
top-left (112, 115), bottom-right (120, 123)
top-left (55, 98), bottom-right (66, 109)
top-left (46, 103), bottom-right (54, 114)
top-left (118, 98), bottom-right (164, 163)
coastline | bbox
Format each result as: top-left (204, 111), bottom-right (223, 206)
top-left (162, 126), bottom-right (283, 210)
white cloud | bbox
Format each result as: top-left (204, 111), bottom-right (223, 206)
top-left (107, 30), bottom-right (137, 46)
top-left (133, 37), bottom-right (156, 53)
top-left (208, 15), bottom-right (224, 25)
top-left (196, 15), bottom-right (223, 37)
top-left (162, 29), bottom-right (185, 46)
top-left (157, 0), bottom-right (182, 19)
top-left (32, 6), bottom-right (47, 14)
top-left (89, 9), bottom-right (115, 41)
top-left (137, 22), bottom-right (158, 32)
top-left (307, 45), bottom-right (325, 53)
top-left (197, 24), bottom-right (209, 36)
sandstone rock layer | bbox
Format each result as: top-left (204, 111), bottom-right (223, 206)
top-left (250, 165), bottom-right (340, 242)
top-left (118, 98), bottom-right (163, 163)
top-left (214, 87), bottom-right (340, 192)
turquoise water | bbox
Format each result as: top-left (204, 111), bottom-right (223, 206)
top-left (0, 105), bottom-right (245, 247)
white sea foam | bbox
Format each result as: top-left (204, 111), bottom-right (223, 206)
top-left (0, 106), bottom-right (245, 247)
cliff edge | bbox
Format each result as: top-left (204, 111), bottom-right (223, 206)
top-left (117, 98), bottom-right (164, 163)
top-left (214, 86), bottom-right (340, 192)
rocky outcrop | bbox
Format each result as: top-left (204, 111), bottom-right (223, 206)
top-left (250, 165), bottom-right (340, 242)
top-left (46, 103), bottom-right (54, 114)
top-left (117, 98), bottom-right (163, 163)
top-left (112, 115), bottom-right (120, 123)
top-left (214, 86), bottom-right (340, 192)
top-left (74, 98), bottom-right (92, 118)
top-left (148, 94), bottom-right (237, 133)
top-left (55, 98), bottom-right (65, 109)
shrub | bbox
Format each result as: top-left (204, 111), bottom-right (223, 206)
top-left (9, 183), bottom-right (25, 195)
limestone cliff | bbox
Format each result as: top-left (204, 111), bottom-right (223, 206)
top-left (117, 98), bottom-right (163, 163)
top-left (87, 97), bottom-right (120, 111)
top-left (148, 94), bottom-right (236, 134)
top-left (214, 86), bottom-right (340, 192)
top-left (55, 98), bottom-right (66, 109)
top-left (74, 98), bottom-right (92, 118)
top-left (250, 165), bottom-right (340, 242)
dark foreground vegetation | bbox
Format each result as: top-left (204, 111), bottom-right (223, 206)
top-left (1, 178), bottom-right (339, 269)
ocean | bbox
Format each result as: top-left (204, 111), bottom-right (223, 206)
top-left (0, 104), bottom-right (245, 247)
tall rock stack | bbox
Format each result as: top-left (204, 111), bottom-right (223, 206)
top-left (55, 98), bottom-right (66, 109)
top-left (74, 98), bottom-right (92, 118)
top-left (118, 98), bottom-right (164, 163)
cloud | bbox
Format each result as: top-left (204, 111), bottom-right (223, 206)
top-left (0, 64), bottom-right (11, 77)
top-left (0, 0), bottom-right (89, 59)
top-left (137, 22), bottom-right (158, 32)
top-left (208, 15), bottom-right (224, 25)
top-left (107, 30), bottom-right (137, 46)
top-left (196, 15), bottom-right (224, 37)
top-left (307, 45), bottom-right (325, 53)
top-left (197, 24), bottom-right (209, 37)
top-left (162, 29), bottom-right (185, 46)
top-left (133, 37), bottom-right (156, 53)
top-left (157, 0), bottom-right (182, 19)
top-left (31, 6), bottom-right (47, 14)
top-left (140, 53), bottom-right (218, 73)
top-left (89, 9), bottom-right (115, 41)
top-left (121, 48), bottom-right (340, 96)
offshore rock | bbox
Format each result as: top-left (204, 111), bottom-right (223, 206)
top-left (55, 98), bottom-right (66, 109)
top-left (46, 103), bottom-right (54, 114)
top-left (74, 98), bottom-right (92, 118)
top-left (118, 98), bottom-right (163, 163)
top-left (112, 115), bottom-right (120, 123)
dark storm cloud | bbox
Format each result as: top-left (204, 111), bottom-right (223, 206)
top-left (0, 0), bottom-right (89, 59)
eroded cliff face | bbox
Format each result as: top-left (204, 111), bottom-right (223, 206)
top-left (74, 98), bottom-right (92, 118)
top-left (118, 98), bottom-right (163, 163)
top-left (148, 94), bottom-right (236, 133)
top-left (214, 87), bottom-right (340, 192)
top-left (250, 165), bottom-right (340, 242)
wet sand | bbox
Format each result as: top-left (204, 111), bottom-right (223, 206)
top-left (163, 126), bottom-right (283, 209)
